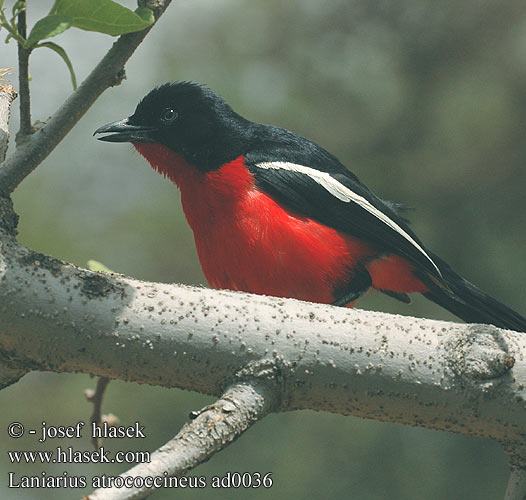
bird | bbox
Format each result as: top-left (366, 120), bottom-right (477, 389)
top-left (94, 81), bottom-right (526, 333)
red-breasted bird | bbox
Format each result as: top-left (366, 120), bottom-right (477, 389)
top-left (95, 82), bottom-right (525, 332)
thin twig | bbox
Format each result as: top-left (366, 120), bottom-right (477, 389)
top-left (86, 376), bottom-right (111, 449)
top-left (0, 0), bottom-right (173, 197)
top-left (86, 382), bottom-right (276, 500)
top-left (504, 445), bottom-right (526, 500)
top-left (16, 1), bottom-right (33, 143)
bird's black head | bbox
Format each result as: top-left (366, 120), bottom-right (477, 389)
top-left (94, 82), bottom-right (253, 171)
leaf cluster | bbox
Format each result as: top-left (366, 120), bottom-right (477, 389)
top-left (0, 0), bottom-right (154, 89)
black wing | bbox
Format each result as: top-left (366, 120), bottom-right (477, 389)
top-left (245, 124), bottom-right (441, 280)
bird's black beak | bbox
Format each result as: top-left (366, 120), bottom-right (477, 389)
top-left (94, 118), bottom-right (157, 143)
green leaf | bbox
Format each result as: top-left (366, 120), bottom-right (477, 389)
top-left (135, 7), bottom-right (154, 25)
top-left (52, 0), bottom-right (153, 36)
top-left (25, 14), bottom-right (72, 48)
top-left (35, 41), bottom-right (77, 89)
top-left (87, 260), bottom-right (114, 273)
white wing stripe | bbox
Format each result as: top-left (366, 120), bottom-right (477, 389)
top-left (256, 161), bottom-right (440, 276)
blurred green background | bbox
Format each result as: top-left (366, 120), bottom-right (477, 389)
top-left (1, 0), bottom-right (525, 498)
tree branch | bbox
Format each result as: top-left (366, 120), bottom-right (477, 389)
top-left (16, 1), bottom-right (33, 143)
top-left (87, 376), bottom-right (111, 449)
top-left (0, 0), bottom-right (173, 197)
top-left (504, 445), bottom-right (526, 500)
top-left (86, 382), bottom-right (276, 500)
top-left (0, 214), bottom-right (524, 444)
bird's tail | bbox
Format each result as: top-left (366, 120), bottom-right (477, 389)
top-left (419, 253), bottom-right (526, 333)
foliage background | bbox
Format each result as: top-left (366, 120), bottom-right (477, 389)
top-left (1, 0), bottom-right (525, 498)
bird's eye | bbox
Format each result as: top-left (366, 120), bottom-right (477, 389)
top-left (160, 107), bottom-right (177, 124)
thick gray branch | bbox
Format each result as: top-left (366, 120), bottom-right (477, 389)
top-left (87, 382), bottom-right (276, 500)
top-left (0, 0), bottom-right (172, 196)
top-left (0, 222), bottom-right (525, 445)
